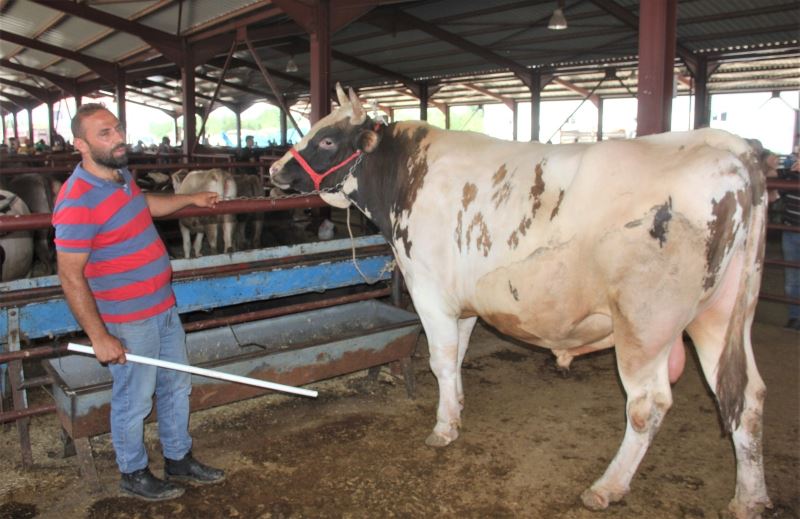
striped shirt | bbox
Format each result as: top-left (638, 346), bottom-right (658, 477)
top-left (53, 163), bottom-right (175, 323)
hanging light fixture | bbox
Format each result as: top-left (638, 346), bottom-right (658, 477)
top-left (548, 0), bottom-right (568, 30)
top-left (285, 57), bottom-right (299, 73)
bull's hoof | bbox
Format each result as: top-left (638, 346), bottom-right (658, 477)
top-left (580, 486), bottom-right (626, 511)
top-left (724, 496), bottom-right (773, 519)
top-left (580, 488), bottom-right (610, 511)
top-left (425, 432), bottom-right (455, 448)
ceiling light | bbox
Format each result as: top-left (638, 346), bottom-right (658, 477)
top-left (285, 57), bottom-right (299, 73)
top-left (548, 1), bottom-right (567, 30)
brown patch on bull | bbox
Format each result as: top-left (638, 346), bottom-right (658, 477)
top-left (507, 215), bottom-right (531, 249)
top-left (507, 230), bottom-right (519, 249)
top-left (462, 182), bottom-right (478, 210)
top-left (492, 164), bottom-right (508, 186)
top-left (550, 189), bottom-right (565, 220)
top-left (649, 197), bottom-right (673, 248)
top-left (529, 163), bottom-right (546, 218)
top-left (508, 281), bottom-right (519, 301)
top-left (467, 212), bottom-right (492, 257)
top-left (401, 128), bottom-right (431, 211)
top-left (743, 140), bottom-right (767, 207)
top-left (717, 279), bottom-right (749, 433)
top-left (455, 210), bottom-right (463, 252)
top-left (492, 181), bottom-right (512, 209)
top-left (704, 191), bottom-right (738, 290)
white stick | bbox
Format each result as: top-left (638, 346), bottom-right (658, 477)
top-left (67, 343), bottom-right (317, 398)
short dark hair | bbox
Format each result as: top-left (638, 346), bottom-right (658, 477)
top-left (71, 103), bottom-right (108, 140)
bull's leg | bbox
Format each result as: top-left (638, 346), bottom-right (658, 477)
top-left (205, 225), bottom-right (219, 255)
top-left (222, 215), bottom-right (236, 253)
top-left (180, 224), bottom-right (192, 259)
top-left (193, 232), bottom-right (205, 257)
top-left (581, 308), bottom-right (675, 510)
top-left (34, 231), bottom-right (52, 275)
top-left (687, 305), bottom-right (770, 518)
top-left (252, 217), bottom-right (264, 249)
top-left (455, 316), bottom-right (478, 411)
top-left (417, 306), bottom-right (461, 448)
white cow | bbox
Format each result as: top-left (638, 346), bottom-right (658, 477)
top-left (0, 189), bottom-right (34, 281)
top-left (270, 85), bottom-right (772, 519)
top-left (171, 169), bottom-right (237, 258)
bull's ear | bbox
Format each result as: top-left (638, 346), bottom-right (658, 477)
top-left (336, 83), bottom-right (348, 107)
top-left (348, 87), bottom-right (365, 123)
top-left (358, 129), bottom-right (381, 154)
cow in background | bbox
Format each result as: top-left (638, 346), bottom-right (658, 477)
top-left (3, 173), bottom-right (60, 275)
top-left (270, 85), bottom-right (772, 519)
top-left (171, 169), bottom-right (237, 258)
top-left (0, 190), bottom-right (34, 281)
top-left (233, 174), bottom-right (264, 250)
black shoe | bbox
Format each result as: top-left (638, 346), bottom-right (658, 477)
top-left (120, 467), bottom-right (184, 501)
top-left (786, 318), bottom-right (800, 331)
top-left (164, 451), bottom-right (225, 484)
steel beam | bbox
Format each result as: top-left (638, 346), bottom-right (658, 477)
top-left (0, 30), bottom-right (117, 83)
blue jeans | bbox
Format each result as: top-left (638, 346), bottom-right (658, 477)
top-left (107, 306), bottom-right (192, 473)
top-left (783, 231), bottom-right (800, 320)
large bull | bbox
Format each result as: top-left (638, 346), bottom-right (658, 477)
top-left (0, 189), bottom-right (34, 281)
top-left (270, 85), bottom-right (772, 518)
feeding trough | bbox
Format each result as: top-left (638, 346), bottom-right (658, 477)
top-left (44, 299), bottom-right (421, 486)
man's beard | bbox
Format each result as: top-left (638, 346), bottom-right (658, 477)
top-left (92, 144), bottom-right (128, 169)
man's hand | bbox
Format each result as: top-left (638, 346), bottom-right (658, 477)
top-left (92, 334), bottom-right (128, 364)
top-left (192, 191), bottom-right (219, 208)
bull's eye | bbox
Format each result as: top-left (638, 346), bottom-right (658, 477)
top-left (319, 138), bottom-right (336, 150)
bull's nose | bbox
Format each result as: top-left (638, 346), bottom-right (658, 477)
top-left (269, 163), bottom-right (280, 176)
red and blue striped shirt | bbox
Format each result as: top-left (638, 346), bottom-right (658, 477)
top-left (53, 164), bottom-right (175, 323)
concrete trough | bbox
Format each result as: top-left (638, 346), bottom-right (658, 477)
top-left (44, 300), bottom-right (421, 441)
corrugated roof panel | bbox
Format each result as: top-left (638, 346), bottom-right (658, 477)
top-left (10, 49), bottom-right (59, 70)
top-left (92, 0), bottom-right (163, 20)
top-left (83, 33), bottom-right (147, 62)
top-left (38, 17), bottom-right (109, 50)
top-left (46, 62), bottom-right (90, 78)
top-left (1, 2), bottom-right (63, 38)
top-left (141, 0), bottom-right (262, 34)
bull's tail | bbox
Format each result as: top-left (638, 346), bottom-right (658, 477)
top-left (715, 143), bottom-right (768, 433)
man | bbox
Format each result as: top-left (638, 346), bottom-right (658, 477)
top-left (53, 104), bottom-right (225, 501)
top-left (782, 156), bottom-right (800, 329)
top-left (237, 135), bottom-right (260, 175)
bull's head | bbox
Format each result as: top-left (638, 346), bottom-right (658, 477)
top-left (270, 83), bottom-right (382, 208)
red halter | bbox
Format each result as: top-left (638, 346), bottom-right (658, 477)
top-left (290, 147), bottom-right (362, 190)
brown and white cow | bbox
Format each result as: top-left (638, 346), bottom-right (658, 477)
top-left (171, 168), bottom-right (237, 258)
top-left (270, 85), bottom-right (771, 518)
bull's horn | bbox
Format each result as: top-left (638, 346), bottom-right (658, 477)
top-left (348, 87), bottom-right (364, 121)
top-left (336, 83), bottom-right (348, 107)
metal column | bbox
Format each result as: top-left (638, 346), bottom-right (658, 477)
top-left (636, 0), bottom-right (677, 136)
top-left (309, 0), bottom-right (332, 123)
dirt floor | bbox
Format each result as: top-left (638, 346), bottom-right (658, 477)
top-left (0, 318), bottom-right (797, 519)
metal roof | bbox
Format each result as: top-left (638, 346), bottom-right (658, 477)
top-left (0, 0), bottom-right (798, 117)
